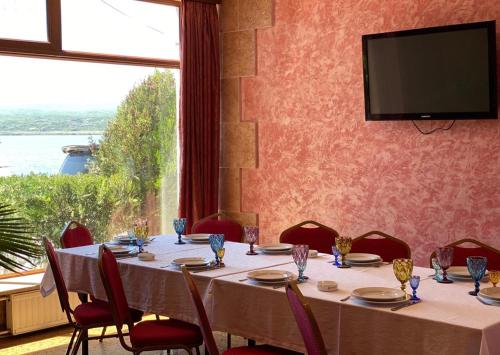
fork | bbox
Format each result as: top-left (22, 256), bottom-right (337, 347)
top-left (340, 295), bottom-right (351, 302)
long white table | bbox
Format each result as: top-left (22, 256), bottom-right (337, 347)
top-left (41, 235), bottom-right (500, 355)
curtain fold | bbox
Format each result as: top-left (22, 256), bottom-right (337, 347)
top-left (179, 0), bottom-right (220, 232)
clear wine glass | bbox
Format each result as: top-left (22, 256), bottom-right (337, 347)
top-left (173, 218), bottom-right (187, 245)
top-left (292, 244), bottom-right (309, 283)
top-left (244, 226), bottom-right (258, 255)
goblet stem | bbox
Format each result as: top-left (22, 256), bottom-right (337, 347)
top-left (438, 268), bottom-right (453, 283)
top-left (334, 255), bottom-right (339, 266)
top-left (338, 254), bottom-right (351, 268)
top-left (175, 232), bottom-right (186, 245)
top-left (298, 269), bottom-right (304, 282)
top-left (469, 280), bottom-right (480, 296)
top-left (400, 282), bottom-right (406, 292)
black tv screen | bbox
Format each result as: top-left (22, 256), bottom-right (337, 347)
top-left (362, 21), bottom-right (497, 120)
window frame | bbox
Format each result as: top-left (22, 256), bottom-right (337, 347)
top-left (0, 0), bottom-right (181, 68)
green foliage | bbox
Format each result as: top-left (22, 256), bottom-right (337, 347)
top-left (0, 174), bottom-right (141, 246)
top-left (0, 203), bottom-right (42, 272)
top-left (94, 70), bottom-right (177, 202)
top-left (0, 107), bottom-right (114, 134)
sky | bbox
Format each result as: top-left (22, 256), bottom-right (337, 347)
top-left (0, 0), bottom-right (179, 109)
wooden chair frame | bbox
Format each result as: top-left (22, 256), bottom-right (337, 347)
top-left (428, 238), bottom-right (500, 267)
top-left (280, 220), bottom-right (339, 239)
top-left (98, 245), bottom-right (201, 355)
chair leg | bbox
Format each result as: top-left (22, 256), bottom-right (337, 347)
top-left (99, 326), bottom-right (107, 342)
top-left (205, 345), bottom-right (210, 355)
top-left (65, 328), bottom-right (78, 355)
top-left (195, 346), bottom-right (201, 355)
top-left (70, 328), bottom-right (85, 355)
top-left (156, 314), bottom-right (160, 320)
top-left (227, 333), bottom-right (231, 349)
top-left (248, 339), bottom-right (256, 347)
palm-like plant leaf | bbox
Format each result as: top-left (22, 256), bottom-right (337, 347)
top-left (0, 203), bottom-right (42, 273)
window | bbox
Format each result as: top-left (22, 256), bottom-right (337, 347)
top-left (0, 0), bottom-right (47, 42)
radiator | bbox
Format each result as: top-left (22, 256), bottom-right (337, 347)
top-left (7, 291), bottom-right (79, 335)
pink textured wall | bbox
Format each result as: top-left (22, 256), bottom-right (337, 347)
top-left (241, 0), bottom-right (500, 266)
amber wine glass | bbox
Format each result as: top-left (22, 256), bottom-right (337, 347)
top-left (335, 236), bottom-right (352, 268)
top-left (393, 258), bottom-right (413, 292)
top-left (217, 248), bottom-right (226, 267)
top-left (490, 270), bottom-right (500, 287)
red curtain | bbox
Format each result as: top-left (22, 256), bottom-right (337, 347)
top-left (179, 0), bottom-right (220, 232)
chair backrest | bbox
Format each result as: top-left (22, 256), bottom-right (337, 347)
top-left (97, 245), bottom-right (132, 330)
top-left (181, 267), bottom-right (219, 355)
top-left (429, 238), bottom-right (500, 269)
top-left (192, 213), bottom-right (243, 243)
top-left (286, 281), bottom-right (327, 355)
top-left (60, 221), bottom-right (93, 248)
top-left (280, 221), bottom-right (338, 254)
top-left (43, 237), bottom-right (72, 322)
top-left (351, 231), bottom-right (411, 262)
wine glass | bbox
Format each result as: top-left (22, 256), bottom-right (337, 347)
top-left (133, 217), bottom-right (148, 253)
top-left (292, 245), bottom-right (309, 283)
top-left (435, 247), bottom-right (454, 283)
top-left (467, 256), bottom-right (487, 296)
top-left (393, 258), bottom-right (413, 291)
top-left (489, 270), bottom-right (500, 287)
top-left (217, 248), bottom-right (226, 267)
top-left (173, 218), bottom-right (187, 245)
top-left (244, 226), bottom-right (258, 255)
top-left (209, 234), bottom-right (224, 265)
top-left (335, 237), bottom-right (352, 268)
top-left (332, 246), bottom-right (341, 266)
top-left (410, 275), bottom-right (420, 301)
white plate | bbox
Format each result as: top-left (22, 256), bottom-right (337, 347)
top-left (447, 266), bottom-right (489, 280)
top-left (352, 287), bottom-right (406, 302)
top-left (477, 294), bottom-right (500, 306)
top-left (182, 237), bottom-right (209, 244)
top-left (172, 257), bottom-right (209, 267)
top-left (110, 246), bottom-right (136, 254)
top-left (183, 233), bottom-right (211, 241)
top-left (479, 287), bottom-right (500, 301)
top-left (247, 269), bottom-right (294, 282)
top-left (353, 294), bottom-right (411, 307)
top-left (256, 243), bottom-right (293, 251)
top-left (346, 260), bottom-right (383, 267)
top-left (345, 253), bottom-right (382, 263)
top-left (258, 249), bottom-right (292, 255)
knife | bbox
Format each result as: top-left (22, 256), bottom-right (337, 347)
top-left (391, 300), bottom-right (421, 311)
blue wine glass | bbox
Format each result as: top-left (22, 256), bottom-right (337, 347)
top-left (173, 218), bottom-right (187, 245)
top-left (410, 275), bottom-right (420, 301)
top-left (209, 234), bottom-right (224, 264)
top-left (332, 246), bottom-right (341, 266)
top-left (467, 256), bottom-right (487, 296)
top-left (136, 239), bottom-right (144, 253)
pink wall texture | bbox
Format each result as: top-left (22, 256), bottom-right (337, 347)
top-left (240, 0), bottom-right (500, 266)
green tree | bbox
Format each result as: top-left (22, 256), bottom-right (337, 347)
top-left (94, 70), bottom-right (177, 204)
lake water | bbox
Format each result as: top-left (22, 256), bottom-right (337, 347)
top-left (0, 135), bottom-right (101, 176)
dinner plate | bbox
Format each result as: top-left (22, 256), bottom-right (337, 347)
top-left (247, 270), bottom-right (294, 282)
top-left (256, 243), bottom-right (293, 251)
top-left (477, 294), bottom-right (500, 306)
top-left (346, 260), bottom-right (383, 267)
top-left (183, 233), bottom-right (211, 241)
top-left (109, 246), bottom-right (136, 254)
top-left (479, 287), bottom-right (500, 301)
top-left (172, 257), bottom-right (210, 267)
top-left (352, 287), bottom-right (406, 302)
top-left (345, 253), bottom-right (382, 263)
top-left (353, 294), bottom-right (411, 307)
top-left (447, 266), bottom-right (489, 281)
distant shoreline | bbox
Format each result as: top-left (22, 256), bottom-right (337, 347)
top-left (0, 132), bottom-right (103, 136)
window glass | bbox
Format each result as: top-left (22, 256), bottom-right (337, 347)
top-left (61, 0), bottom-right (179, 59)
top-left (0, 0), bottom-right (47, 42)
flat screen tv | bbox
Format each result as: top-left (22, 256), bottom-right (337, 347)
top-left (362, 21), bottom-right (497, 121)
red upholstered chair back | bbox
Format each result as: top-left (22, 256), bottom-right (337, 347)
top-left (429, 239), bottom-right (500, 269)
top-left (60, 221), bottom-right (93, 248)
top-left (98, 245), bottom-right (131, 329)
top-left (351, 231), bottom-right (411, 262)
top-left (286, 282), bottom-right (327, 355)
top-left (181, 267), bottom-right (219, 355)
top-left (280, 221), bottom-right (338, 254)
top-left (192, 213), bottom-right (243, 243)
top-left (43, 237), bottom-right (72, 322)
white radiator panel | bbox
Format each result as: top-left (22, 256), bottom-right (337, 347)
top-left (9, 291), bottom-right (79, 335)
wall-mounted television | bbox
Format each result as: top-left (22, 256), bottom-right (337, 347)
top-left (362, 21), bottom-right (497, 121)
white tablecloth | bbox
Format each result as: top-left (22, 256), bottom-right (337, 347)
top-left (41, 235), bottom-right (500, 355)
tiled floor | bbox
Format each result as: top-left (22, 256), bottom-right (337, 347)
top-left (0, 315), bottom-right (246, 355)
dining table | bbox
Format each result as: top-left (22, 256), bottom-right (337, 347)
top-left (41, 234), bottom-right (500, 355)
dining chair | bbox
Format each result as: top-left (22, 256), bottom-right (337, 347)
top-left (98, 245), bottom-right (203, 355)
top-left (192, 212), bottom-right (243, 243)
top-left (429, 238), bottom-right (500, 269)
top-left (43, 237), bottom-right (143, 355)
top-left (351, 231), bottom-right (411, 262)
top-left (60, 220), bottom-right (94, 248)
top-left (286, 281), bottom-right (327, 355)
top-left (279, 221), bottom-right (339, 254)
top-left (181, 266), bottom-right (301, 355)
